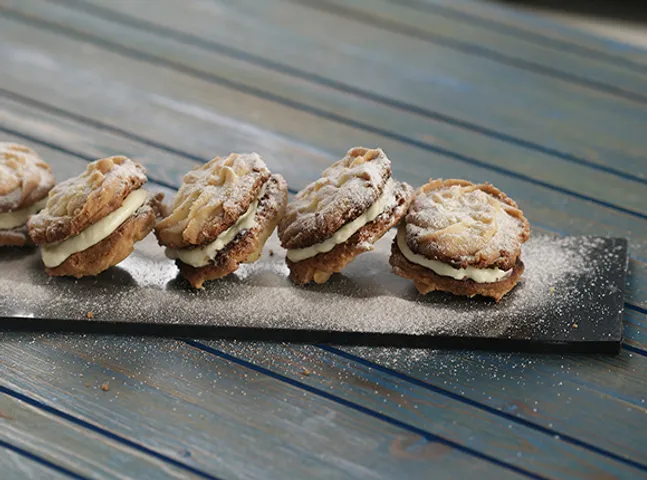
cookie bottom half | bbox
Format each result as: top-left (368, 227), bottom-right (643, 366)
top-left (389, 240), bottom-right (524, 302)
top-left (45, 193), bottom-right (163, 277)
top-left (0, 226), bottom-right (33, 247)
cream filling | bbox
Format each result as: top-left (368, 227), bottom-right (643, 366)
top-left (166, 183), bottom-right (268, 268)
top-left (42, 188), bottom-right (149, 268)
top-left (0, 198), bottom-right (47, 230)
top-left (396, 228), bottom-right (511, 283)
top-left (287, 178), bottom-right (396, 262)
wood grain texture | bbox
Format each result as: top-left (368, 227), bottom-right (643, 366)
top-left (401, 0), bottom-right (647, 70)
top-left (291, 0), bottom-right (647, 96)
top-left (0, 393), bottom-right (191, 479)
top-left (0, 334), bottom-right (528, 480)
top-left (1, 448), bottom-right (75, 480)
top-left (57, 0), bottom-right (647, 182)
top-left (1, 13), bottom-right (647, 268)
top-left (209, 340), bottom-right (647, 476)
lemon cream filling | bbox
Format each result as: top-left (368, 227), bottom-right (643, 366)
top-left (42, 188), bottom-right (149, 268)
top-left (0, 198), bottom-right (47, 230)
top-left (396, 228), bottom-right (511, 283)
top-left (166, 183), bottom-right (268, 268)
top-left (287, 178), bottom-right (396, 262)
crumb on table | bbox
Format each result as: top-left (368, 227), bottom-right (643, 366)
top-left (86, 311), bottom-right (94, 319)
top-left (300, 368), bottom-right (311, 376)
top-left (269, 249), bottom-right (274, 256)
top-left (101, 383), bottom-right (109, 391)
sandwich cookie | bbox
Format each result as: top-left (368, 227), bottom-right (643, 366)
top-left (0, 143), bottom-right (55, 247)
top-left (279, 147), bottom-right (413, 284)
top-left (28, 156), bottom-right (163, 277)
top-left (390, 179), bottom-right (530, 301)
top-left (156, 153), bottom-right (288, 288)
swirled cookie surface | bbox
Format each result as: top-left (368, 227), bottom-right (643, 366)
top-left (404, 179), bottom-right (530, 270)
top-left (155, 153), bottom-right (270, 249)
top-left (0, 142), bottom-right (55, 213)
top-left (28, 156), bottom-right (147, 245)
top-left (279, 147), bottom-right (391, 250)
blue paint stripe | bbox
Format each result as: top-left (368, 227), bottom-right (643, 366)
top-left (623, 344), bottom-right (647, 357)
top-left (40, 0), bottom-right (647, 187)
top-left (0, 438), bottom-right (89, 480)
top-left (181, 339), bottom-right (548, 480)
top-left (387, 0), bottom-right (647, 73)
top-left (290, 0), bottom-right (647, 106)
top-left (2, 12), bottom-right (647, 222)
top-left (627, 303), bottom-right (647, 316)
top-left (318, 344), bottom-right (647, 472)
top-left (0, 387), bottom-right (224, 480)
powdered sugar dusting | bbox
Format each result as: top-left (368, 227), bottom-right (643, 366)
top-left (0, 231), bottom-right (626, 343)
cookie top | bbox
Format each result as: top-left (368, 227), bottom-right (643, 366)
top-left (28, 156), bottom-right (147, 245)
top-left (404, 179), bottom-right (530, 270)
top-left (279, 147), bottom-right (392, 250)
top-left (0, 142), bottom-right (55, 213)
top-left (155, 153), bottom-right (271, 249)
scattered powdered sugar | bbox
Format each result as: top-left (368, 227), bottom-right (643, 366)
top-left (0, 230), bottom-right (626, 343)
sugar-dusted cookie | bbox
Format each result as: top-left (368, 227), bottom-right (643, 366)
top-left (0, 143), bottom-right (55, 247)
top-left (279, 147), bottom-right (413, 284)
top-left (156, 153), bottom-right (288, 288)
top-left (390, 179), bottom-right (530, 301)
top-left (28, 156), bottom-right (163, 277)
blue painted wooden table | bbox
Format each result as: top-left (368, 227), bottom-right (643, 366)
top-left (1, 0), bottom-right (646, 478)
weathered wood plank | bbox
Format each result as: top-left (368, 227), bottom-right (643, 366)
top-left (0, 393), bottom-right (191, 479)
top-left (400, 0), bottom-right (647, 70)
top-left (51, 0), bottom-right (647, 181)
top-left (0, 334), bottom-right (528, 480)
top-left (290, 0), bottom-right (647, 96)
top-left (333, 344), bottom-right (647, 460)
top-left (0, 14), bottom-right (646, 266)
top-left (209, 340), bottom-right (647, 475)
top-left (1, 447), bottom-right (75, 480)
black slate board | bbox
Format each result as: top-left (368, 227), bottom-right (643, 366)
top-left (0, 232), bottom-right (628, 353)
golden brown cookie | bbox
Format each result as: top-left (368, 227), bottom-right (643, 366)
top-left (279, 147), bottom-right (414, 285)
top-left (28, 156), bottom-right (146, 245)
top-left (28, 156), bottom-right (162, 277)
top-left (156, 153), bottom-right (270, 249)
top-left (157, 154), bottom-right (288, 288)
top-left (0, 143), bottom-right (55, 246)
top-left (391, 179), bottom-right (530, 301)
top-left (46, 193), bottom-right (163, 277)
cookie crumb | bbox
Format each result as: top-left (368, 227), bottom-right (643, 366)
top-left (87, 311), bottom-right (94, 319)
top-left (84, 383), bottom-right (90, 388)
top-left (572, 323), bottom-right (578, 329)
top-left (300, 368), bottom-right (311, 376)
top-left (269, 249), bottom-right (274, 256)
top-left (79, 373), bottom-right (84, 377)
top-left (548, 287), bottom-right (556, 294)
top-left (101, 383), bottom-right (109, 391)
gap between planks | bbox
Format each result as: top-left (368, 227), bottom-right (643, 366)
top-left (0, 439), bottom-right (88, 480)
